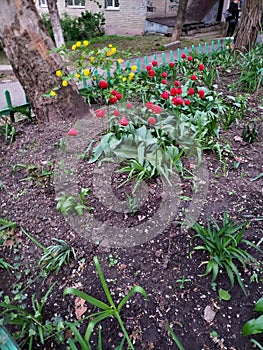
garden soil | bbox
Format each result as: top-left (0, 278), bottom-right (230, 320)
top-left (0, 70), bottom-right (262, 350)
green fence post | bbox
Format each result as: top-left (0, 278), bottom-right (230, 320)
top-left (170, 50), bottom-right (174, 62)
top-left (153, 53), bottom-right (157, 61)
top-left (191, 44), bottom-right (195, 55)
top-left (204, 42), bottom-right (208, 54)
top-left (4, 90), bottom-right (15, 123)
top-left (198, 43), bottom-right (202, 56)
top-left (211, 40), bottom-right (215, 53)
top-left (144, 56), bottom-right (149, 66)
top-left (126, 60), bottom-right (130, 69)
top-left (177, 47), bottom-right (181, 61)
top-left (162, 52), bottom-right (166, 65)
top-left (136, 58), bottom-right (141, 72)
top-left (184, 47), bottom-right (189, 56)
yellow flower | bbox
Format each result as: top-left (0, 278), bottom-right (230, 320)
top-left (131, 65), bottom-right (137, 71)
top-left (62, 80), bottom-right (68, 87)
top-left (93, 76), bottom-right (97, 80)
top-left (75, 73), bottom-right (81, 79)
top-left (122, 77), bottom-right (127, 82)
top-left (50, 90), bottom-right (56, 97)
top-left (106, 50), bottom-right (112, 57)
top-left (118, 58), bottom-right (123, 63)
top-left (110, 47), bottom-right (117, 54)
top-left (90, 56), bottom-right (95, 63)
top-left (83, 69), bottom-right (90, 76)
top-left (56, 70), bottom-right (62, 77)
top-left (129, 72), bottom-right (135, 80)
top-left (72, 44), bottom-right (77, 51)
top-left (108, 44), bottom-right (113, 48)
top-left (76, 41), bottom-right (81, 47)
top-left (83, 40), bottom-right (89, 46)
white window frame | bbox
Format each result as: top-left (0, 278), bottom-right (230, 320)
top-left (66, 0), bottom-right (86, 8)
top-left (39, 0), bottom-right (47, 7)
top-left (105, 0), bottom-right (119, 10)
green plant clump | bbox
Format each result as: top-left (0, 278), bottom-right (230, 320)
top-left (64, 256), bottom-right (147, 350)
top-left (191, 212), bottom-right (262, 295)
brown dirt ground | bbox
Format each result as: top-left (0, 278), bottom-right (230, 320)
top-left (0, 68), bottom-right (263, 350)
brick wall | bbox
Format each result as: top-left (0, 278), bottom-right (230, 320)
top-left (36, 0), bottom-right (147, 36)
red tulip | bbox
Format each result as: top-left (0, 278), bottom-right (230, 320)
top-left (184, 99), bottom-right (191, 106)
top-left (161, 79), bottom-right (167, 85)
top-left (174, 80), bottom-right (180, 87)
top-left (109, 96), bottom-right (118, 104)
top-left (188, 88), bottom-right (195, 95)
top-left (190, 75), bottom-right (197, 81)
top-left (95, 109), bottom-right (105, 118)
top-left (169, 62), bottom-right (175, 67)
top-left (152, 105), bottom-right (162, 114)
top-left (162, 72), bottom-right (167, 78)
top-left (148, 117), bottom-right (156, 125)
top-left (119, 117), bottom-right (129, 126)
top-left (148, 70), bottom-right (155, 78)
top-left (181, 53), bottom-right (187, 59)
top-left (198, 64), bottom-right (205, 71)
top-left (67, 128), bottom-right (78, 136)
top-left (126, 103), bottom-right (133, 109)
top-left (113, 109), bottom-right (120, 116)
top-left (172, 97), bottom-right (184, 106)
top-left (146, 101), bottom-right (153, 109)
top-left (187, 55), bottom-right (193, 61)
top-left (198, 89), bottom-right (205, 98)
top-left (116, 92), bottom-right (122, 100)
top-left (161, 91), bottom-right (169, 99)
top-left (152, 60), bottom-right (158, 66)
top-left (98, 80), bottom-right (109, 89)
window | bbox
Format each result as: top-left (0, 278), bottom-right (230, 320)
top-left (105, 0), bottom-right (119, 10)
top-left (66, 0), bottom-right (85, 7)
top-left (39, 0), bottom-right (47, 7)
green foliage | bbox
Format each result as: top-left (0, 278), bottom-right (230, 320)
top-left (0, 258), bottom-right (13, 270)
top-left (12, 162), bottom-right (54, 186)
top-left (166, 323), bottom-right (185, 350)
top-left (242, 123), bottom-right (258, 143)
top-left (191, 213), bottom-right (262, 295)
top-left (42, 10), bottom-right (105, 43)
top-left (0, 218), bottom-right (17, 246)
top-left (0, 283), bottom-right (66, 350)
top-left (39, 238), bottom-right (76, 275)
top-left (242, 297), bottom-right (263, 336)
top-left (64, 256), bottom-right (147, 349)
top-left (0, 119), bottom-right (16, 144)
top-left (56, 187), bottom-right (92, 216)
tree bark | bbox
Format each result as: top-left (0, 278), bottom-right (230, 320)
top-left (47, 0), bottom-right (65, 48)
top-left (171, 0), bottom-right (189, 42)
top-left (0, 0), bottom-right (89, 123)
top-left (234, 0), bottom-right (262, 52)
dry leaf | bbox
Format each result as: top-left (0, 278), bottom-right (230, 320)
top-left (74, 297), bottom-right (87, 320)
top-left (203, 305), bottom-right (216, 323)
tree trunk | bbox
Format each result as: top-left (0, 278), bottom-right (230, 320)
top-left (172, 0), bottom-right (189, 42)
top-left (0, 0), bottom-right (89, 123)
top-left (47, 0), bottom-right (65, 48)
top-left (234, 0), bottom-right (262, 52)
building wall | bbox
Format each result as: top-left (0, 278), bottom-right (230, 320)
top-left (36, 0), bottom-right (147, 36)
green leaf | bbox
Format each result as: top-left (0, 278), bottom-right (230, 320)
top-left (84, 311), bottom-right (114, 344)
top-left (255, 297), bottom-right (263, 313)
top-left (218, 288), bottom-right (231, 301)
top-left (63, 287), bottom-right (110, 311)
top-left (242, 315), bottom-right (263, 336)
top-left (165, 323), bottom-right (185, 350)
top-left (117, 286), bottom-right (147, 313)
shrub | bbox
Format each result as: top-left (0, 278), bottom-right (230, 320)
top-left (42, 11), bottom-right (105, 43)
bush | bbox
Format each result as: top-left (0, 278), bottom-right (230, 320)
top-left (42, 11), bottom-right (105, 43)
